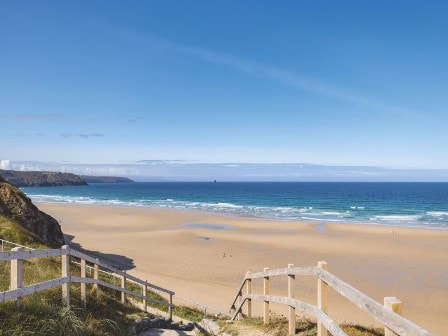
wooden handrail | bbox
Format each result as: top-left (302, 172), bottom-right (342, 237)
top-left (0, 246), bottom-right (174, 311)
top-left (0, 238), bottom-right (133, 286)
top-left (229, 266), bottom-right (317, 310)
top-left (316, 268), bottom-right (432, 336)
top-left (231, 294), bottom-right (348, 336)
top-left (0, 277), bottom-right (69, 302)
top-left (245, 266), bottom-right (317, 279)
top-left (229, 278), bottom-right (247, 310)
top-left (0, 246), bottom-right (174, 295)
top-left (229, 264), bottom-right (435, 336)
top-left (0, 248), bottom-right (67, 261)
top-left (70, 277), bottom-right (172, 307)
top-left (70, 249), bottom-right (174, 295)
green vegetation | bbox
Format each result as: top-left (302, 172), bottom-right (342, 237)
top-left (0, 215), bottom-right (209, 335)
top-left (0, 215), bottom-right (46, 249)
top-left (219, 316), bottom-right (384, 336)
top-left (0, 286), bottom-right (148, 336)
top-left (0, 219), bottom-right (149, 336)
top-left (124, 280), bottom-right (210, 323)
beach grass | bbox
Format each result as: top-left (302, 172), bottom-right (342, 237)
top-left (0, 254), bottom-right (147, 336)
top-left (0, 218), bottom-right (147, 336)
top-left (0, 214), bottom-right (211, 334)
top-left (0, 215), bottom-right (47, 249)
top-left (219, 316), bottom-right (384, 336)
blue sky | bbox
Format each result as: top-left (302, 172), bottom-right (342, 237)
top-left (1, 1), bottom-right (448, 179)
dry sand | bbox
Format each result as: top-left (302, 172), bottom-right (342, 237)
top-left (39, 203), bottom-right (448, 334)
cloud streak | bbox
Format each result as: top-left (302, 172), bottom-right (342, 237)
top-left (93, 23), bottom-right (414, 117)
top-left (61, 133), bottom-right (105, 139)
top-left (4, 160), bottom-right (448, 182)
top-left (0, 113), bottom-right (66, 122)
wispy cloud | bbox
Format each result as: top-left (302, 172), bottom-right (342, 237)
top-left (0, 160), bottom-right (12, 170)
top-left (124, 116), bottom-right (145, 123)
top-left (61, 133), bottom-right (105, 139)
top-left (4, 160), bottom-right (448, 182)
top-left (0, 113), bottom-right (66, 122)
top-left (92, 23), bottom-right (414, 117)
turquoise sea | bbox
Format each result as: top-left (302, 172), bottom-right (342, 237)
top-left (22, 182), bottom-right (448, 229)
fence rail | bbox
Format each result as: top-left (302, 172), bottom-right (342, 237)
top-left (229, 263), bottom-right (434, 336)
top-left (0, 244), bottom-right (174, 319)
top-left (0, 238), bottom-right (228, 320)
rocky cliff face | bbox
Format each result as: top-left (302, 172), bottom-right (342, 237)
top-left (0, 169), bottom-right (87, 187)
top-left (0, 176), bottom-right (65, 247)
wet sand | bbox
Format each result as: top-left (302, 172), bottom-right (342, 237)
top-left (39, 203), bottom-right (448, 334)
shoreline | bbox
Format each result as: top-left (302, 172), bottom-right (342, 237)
top-left (38, 202), bottom-right (448, 334)
top-left (33, 200), bottom-right (448, 231)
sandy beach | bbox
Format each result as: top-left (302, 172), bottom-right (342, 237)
top-left (39, 203), bottom-right (447, 334)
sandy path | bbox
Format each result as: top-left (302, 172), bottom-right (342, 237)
top-left (39, 203), bottom-right (448, 335)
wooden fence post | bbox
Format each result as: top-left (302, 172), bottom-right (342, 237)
top-left (168, 293), bottom-right (173, 321)
top-left (263, 267), bottom-right (270, 324)
top-left (317, 261), bottom-right (328, 336)
top-left (384, 297), bottom-right (402, 336)
top-left (10, 247), bottom-right (23, 308)
top-left (80, 259), bottom-right (86, 308)
top-left (93, 263), bottom-right (99, 299)
top-left (237, 291), bottom-right (242, 320)
top-left (121, 272), bottom-right (126, 304)
top-left (246, 271), bottom-right (252, 318)
top-left (288, 263), bottom-right (295, 335)
top-left (142, 282), bottom-right (147, 312)
top-left (61, 245), bottom-right (70, 308)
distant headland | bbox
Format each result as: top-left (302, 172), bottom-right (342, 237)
top-left (80, 175), bottom-right (134, 184)
top-left (0, 169), bottom-right (134, 187)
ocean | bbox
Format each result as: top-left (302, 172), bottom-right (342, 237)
top-left (22, 182), bottom-right (448, 229)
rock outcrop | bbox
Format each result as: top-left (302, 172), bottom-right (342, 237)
top-left (0, 169), bottom-right (87, 187)
top-left (0, 176), bottom-right (65, 247)
top-left (130, 317), bottom-right (195, 335)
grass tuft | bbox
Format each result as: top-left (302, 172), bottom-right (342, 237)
top-left (0, 215), bottom-right (47, 249)
top-left (220, 315), bottom-right (384, 336)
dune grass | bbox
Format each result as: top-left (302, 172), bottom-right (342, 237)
top-left (0, 214), bottom-right (209, 335)
top-left (123, 280), bottom-right (210, 323)
top-left (0, 219), bottom-right (149, 336)
top-left (220, 316), bottom-right (384, 336)
top-left (0, 285), bottom-right (150, 336)
top-left (0, 215), bottom-right (47, 249)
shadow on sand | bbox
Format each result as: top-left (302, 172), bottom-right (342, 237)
top-left (64, 234), bottom-right (135, 271)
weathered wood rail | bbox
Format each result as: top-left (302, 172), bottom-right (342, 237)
top-left (0, 238), bottom-right (230, 319)
top-left (229, 262), bottom-right (435, 336)
top-left (0, 245), bottom-right (175, 319)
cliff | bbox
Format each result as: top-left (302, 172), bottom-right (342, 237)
top-left (0, 176), bottom-right (65, 247)
top-left (81, 175), bottom-right (134, 183)
top-left (0, 169), bottom-right (87, 187)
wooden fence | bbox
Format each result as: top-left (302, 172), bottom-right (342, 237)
top-left (0, 245), bottom-right (174, 319)
top-left (229, 262), bottom-right (434, 336)
top-left (0, 238), bottom-right (230, 320)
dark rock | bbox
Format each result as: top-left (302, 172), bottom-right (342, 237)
top-left (0, 176), bottom-right (65, 247)
top-left (180, 323), bottom-right (195, 331)
top-left (132, 316), bottom-right (194, 334)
